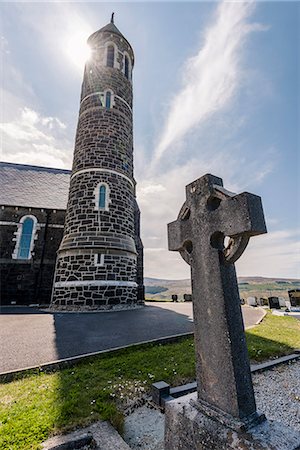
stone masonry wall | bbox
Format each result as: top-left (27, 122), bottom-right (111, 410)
top-left (0, 206), bottom-right (65, 305)
top-left (51, 24), bottom-right (143, 309)
top-left (64, 172), bottom-right (134, 237)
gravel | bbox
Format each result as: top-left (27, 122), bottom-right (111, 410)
top-left (124, 360), bottom-right (300, 449)
top-left (253, 359), bottom-right (300, 431)
top-left (123, 405), bottom-right (165, 450)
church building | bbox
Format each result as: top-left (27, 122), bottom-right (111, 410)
top-left (0, 17), bottom-right (144, 308)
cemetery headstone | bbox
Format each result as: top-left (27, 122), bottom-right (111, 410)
top-left (183, 294), bottom-right (192, 302)
top-left (260, 297), bottom-right (269, 306)
top-left (285, 300), bottom-right (291, 311)
top-left (164, 174), bottom-right (300, 450)
top-left (268, 296), bottom-right (280, 309)
top-left (279, 297), bottom-right (286, 307)
top-left (247, 296), bottom-right (257, 306)
top-left (288, 290), bottom-right (300, 309)
top-left (172, 294), bottom-right (178, 302)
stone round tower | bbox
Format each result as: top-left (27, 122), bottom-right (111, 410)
top-left (51, 16), bottom-right (144, 310)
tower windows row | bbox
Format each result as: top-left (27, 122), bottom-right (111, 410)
top-left (105, 43), bottom-right (132, 80)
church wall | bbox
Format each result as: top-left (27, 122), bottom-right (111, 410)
top-left (0, 206), bottom-right (65, 305)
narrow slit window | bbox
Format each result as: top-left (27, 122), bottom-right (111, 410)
top-left (18, 217), bottom-right (34, 259)
top-left (107, 45), bottom-right (114, 68)
top-left (105, 91), bottom-right (111, 109)
top-left (99, 185), bottom-right (106, 208)
top-left (124, 55), bottom-right (129, 79)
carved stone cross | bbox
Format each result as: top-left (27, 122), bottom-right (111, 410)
top-left (168, 174), bottom-right (267, 426)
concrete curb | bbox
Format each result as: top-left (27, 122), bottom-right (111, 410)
top-left (152, 353), bottom-right (300, 408)
top-left (251, 352), bottom-right (300, 373)
top-left (0, 332), bottom-right (193, 383)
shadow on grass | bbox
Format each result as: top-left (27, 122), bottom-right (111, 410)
top-left (52, 335), bottom-right (196, 430)
top-left (246, 332), bottom-right (295, 361)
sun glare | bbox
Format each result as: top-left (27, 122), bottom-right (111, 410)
top-left (64, 29), bottom-right (92, 70)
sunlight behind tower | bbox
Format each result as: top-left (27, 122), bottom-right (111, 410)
top-left (50, 16), bottom-right (144, 310)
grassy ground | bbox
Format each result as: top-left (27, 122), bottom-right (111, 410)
top-left (0, 313), bottom-right (299, 450)
top-left (246, 312), bottom-right (300, 360)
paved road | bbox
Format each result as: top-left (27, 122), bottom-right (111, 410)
top-left (0, 303), bottom-right (264, 373)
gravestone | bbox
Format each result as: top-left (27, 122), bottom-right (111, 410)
top-left (164, 174), bottom-right (300, 450)
top-left (240, 298), bottom-right (245, 305)
top-left (279, 297), bottom-right (286, 307)
top-left (285, 300), bottom-right (291, 311)
top-left (289, 289), bottom-right (300, 308)
top-left (247, 296), bottom-right (257, 306)
top-left (268, 296), bottom-right (280, 309)
top-left (172, 294), bottom-right (178, 302)
top-left (183, 294), bottom-right (192, 302)
top-left (259, 297), bottom-right (269, 306)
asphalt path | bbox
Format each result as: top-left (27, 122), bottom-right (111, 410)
top-left (0, 303), bottom-right (264, 373)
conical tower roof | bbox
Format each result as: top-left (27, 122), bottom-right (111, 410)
top-left (98, 18), bottom-right (124, 37)
top-left (87, 14), bottom-right (133, 56)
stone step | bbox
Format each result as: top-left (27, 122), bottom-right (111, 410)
top-left (42, 421), bottom-right (131, 450)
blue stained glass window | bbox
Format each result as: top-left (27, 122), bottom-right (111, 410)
top-left (107, 46), bottom-right (114, 68)
top-left (124, 56), bottom-right (129, 79)
top-left (105, 91), bottom-right (111, 109)
top-left (99, 185), bottom-right (106, 208)
top-left (18, 218), bottom-right (34, 259)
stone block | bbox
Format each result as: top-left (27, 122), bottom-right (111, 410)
top-left (164, 393), bottom-right (300, 450)
top-left (152, 381), bottom-right (170, 406)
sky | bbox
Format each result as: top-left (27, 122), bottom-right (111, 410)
top-left (1, 1), bottom-right (299, 280)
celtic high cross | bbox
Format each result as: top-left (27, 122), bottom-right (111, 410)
top-left (168, 174), bottom-right (267, 427)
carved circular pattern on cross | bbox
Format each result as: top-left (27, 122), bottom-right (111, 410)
top-left (177, 202), bottom-right (250, 266)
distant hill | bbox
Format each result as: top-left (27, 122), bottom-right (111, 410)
top-left (144, 277), bottom-right (300, 301)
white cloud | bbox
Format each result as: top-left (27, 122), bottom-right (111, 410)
top-left (0, 33), bottom-right (73, 168)
top-left (144, 247), bottom-right (190, 280)
top-left (0, 107), bottom-right (72, 168)
top-left (143, 223), bottom-right (300, 280)
top-left (237, 229), bottom-right (300, 279)
top-left (135, 1), bottom-right (294, 280)
top-left (153, 1), bottom-right (264, 165)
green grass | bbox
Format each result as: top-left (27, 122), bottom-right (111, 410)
top-left (0, 313), bottom-right (299, 450)
top-left (246, 312), bottom-right (300, 360)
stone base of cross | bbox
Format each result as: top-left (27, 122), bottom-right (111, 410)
top-left (164, 174), bottom-right (300, 450)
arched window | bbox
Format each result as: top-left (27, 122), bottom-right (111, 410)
top-left (105, 91), bottom-right (111, 109)
top-left (106, 45), bottom-right (114, 68)
top-left (13, 215), bottom-right (37, 260)
top-left (99, 185), bottom-right (106, 208)
top-left (94, 182), bottom-right (110, 211)
top-left (124, 55), bottom-right (129, 79)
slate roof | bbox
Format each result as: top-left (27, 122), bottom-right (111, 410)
top-left (0, 162), bottom-right (71, 210)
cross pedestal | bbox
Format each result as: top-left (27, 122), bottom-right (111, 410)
top-left (165, 174), bottom-right (300, 449)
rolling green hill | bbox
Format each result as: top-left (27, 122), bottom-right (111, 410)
top-left (144, 276), bottom-right (300, 301)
